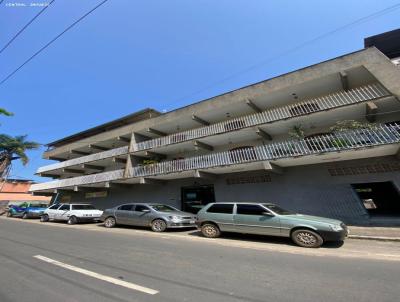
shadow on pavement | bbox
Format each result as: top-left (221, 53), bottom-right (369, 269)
top-left (95, 221), bottom-right (344, 249)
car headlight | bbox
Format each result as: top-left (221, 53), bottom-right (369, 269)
top-left (330, 224), bottom-right (343, 231)
top-left (168, 216), bottom-right (182, 222)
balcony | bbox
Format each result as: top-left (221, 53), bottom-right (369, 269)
top-left (131, 123), bottom-right (400, 177)
top-left (30, 169), bottom-right (125, 192)
top-left (31, 124), bottom-right (400, 192)
top-left (133, 83), bottom-right (389, 152)
top-left (37, 146), bottom-right (129, 174)
top-left (36, 83), bottom-right (390, 174)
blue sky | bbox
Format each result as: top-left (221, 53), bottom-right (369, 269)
top-left (1, 0), bottom-right (399, 182)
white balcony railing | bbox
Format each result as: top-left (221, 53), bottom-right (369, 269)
top-left (31, 124), bottom-right (400, 191)
top-left (37, 84), bottom-right (389, 174)
top-left (37, 146), bottom-right (129, 174)
top-left (134, 83), bottom-right (389, 151)
top-left (30, 169), bottom-right (125, 191)
top-left (132, 123), bottom-right (400, 177)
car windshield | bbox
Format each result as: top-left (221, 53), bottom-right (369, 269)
top-left (71, 205), bottom-right (96, 210)
top-left (263, 204), bottom-right (293, 215)
top-left (150, 205), bottom-right (178, 212)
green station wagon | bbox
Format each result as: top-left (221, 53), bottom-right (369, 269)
top-left (196, 203), bottom-right (348, 248)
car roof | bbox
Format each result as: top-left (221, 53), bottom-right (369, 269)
top-left (54, 203), bottom-right (93, 206)
top-left (209, 202), bottom-right (275, 205)
top-left (116, 203), bottom-right (167, 206)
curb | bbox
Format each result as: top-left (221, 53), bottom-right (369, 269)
top-left (349, 235), bottom-right (400, 242)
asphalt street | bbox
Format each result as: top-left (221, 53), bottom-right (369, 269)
top-left (1, 217), bottom-right (399, 302)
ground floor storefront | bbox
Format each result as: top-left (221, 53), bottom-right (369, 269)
top-left (56, 156), bottom-right (400, 225)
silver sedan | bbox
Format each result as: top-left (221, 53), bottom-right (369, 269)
top-left (100, 203), bottom-right (197, 232)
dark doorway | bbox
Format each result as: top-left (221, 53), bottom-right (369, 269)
top-left (181, 185), bottom-right (215, 214)
top-left (352, 182), bottom-right (400, 216)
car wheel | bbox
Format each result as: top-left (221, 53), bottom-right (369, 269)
top-left (6, 211), bottom-right (12, 217)
top-left (67, 216), bottom-right (77, 225)
top-left (291, 229), bottom-right (323, 248)
top-left (104, 217), bottom-right (116, 228)
top-left (40, 214), bottom-right (49, 222)
top-left (201, 223), bottom-right (221, 238)
top-left (22, 212), bottom-right (28, 219)
top-left (151, 219), bottom-right (167, 232)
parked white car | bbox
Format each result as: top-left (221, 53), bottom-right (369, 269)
top-left (40, 203), bottom-right (103, 225)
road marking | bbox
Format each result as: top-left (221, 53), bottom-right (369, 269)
top-left (33, 255), bottom-right (158, 295)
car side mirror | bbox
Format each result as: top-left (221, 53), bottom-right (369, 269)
top-left (262, 212), bottom-right (274, 216)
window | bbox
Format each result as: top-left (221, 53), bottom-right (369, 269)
top-left (59, 204), bottom-right (70, 211)
top-left (135, 205), bottom-right (150, 212)
top-left (72, 204), bottom-right (96, 210)
top-left (48, 204), bottom-right (60, 210)
top-left (206, 204), bottom-right (233, 214)
top-left (236, 204), bottom-right (266, 215)
top-left (118, 204), bottom-right (134, 211)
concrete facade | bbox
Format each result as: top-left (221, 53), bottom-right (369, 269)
top-left (31, 30), bottom-right (400, 225)
top-left (57, 155), bottom-right (400, 225)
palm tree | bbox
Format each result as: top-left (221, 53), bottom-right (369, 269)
top-left (0, 134), bottom-right (40, 178)
top-left (0, 108), bottom-right (13, 116)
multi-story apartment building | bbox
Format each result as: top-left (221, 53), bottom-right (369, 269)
top-left (31, 29), bottom-right (400, 224)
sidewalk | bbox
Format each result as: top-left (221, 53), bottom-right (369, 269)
top-left (348, 226), bottom-right (400, 242)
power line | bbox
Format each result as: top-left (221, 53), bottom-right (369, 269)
top-left (0, 0), bottom-right (110, 86)
top-left (0, 0), bottom-right (56, 55)
top-left (165, 3), bottom-right (400, 110)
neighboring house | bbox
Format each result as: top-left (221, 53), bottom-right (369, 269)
top-left (0, 179), bottom-right (51, 214)
top-left (30, 29), bottom-right (400, 225)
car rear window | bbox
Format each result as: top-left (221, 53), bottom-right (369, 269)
top-left (206, 204), bottom-right (233, 214)
top-left (72, 205), bottom-right (96, 210)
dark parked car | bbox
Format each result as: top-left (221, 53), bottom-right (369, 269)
top-left (196, 203), bottom-right (348, 248)
top-left (100, 203), bottom-right (197, 232)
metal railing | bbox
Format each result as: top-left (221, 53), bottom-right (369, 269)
top-left (132, 123), bottom-right (400, 177)
top-left (30, 169), bottom-right (125, 191)
top-left (134, 83), bottom-right (389, 151)
top-left (31, 124), bottom-right (400, 191)
top-left (36, 84), bottom-right (388, 174)
top-left (37, 146), bottom-right (129, 174)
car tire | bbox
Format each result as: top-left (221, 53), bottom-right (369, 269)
top-left (151, 219), bottom-right (167, 232)
top-left (22, 212), bottom-right (28, 219)
top-left (40, 214), bottom-right (49, 222)
top-left (291, 229), bottom-right (323, 248)
top-left (67, 216), bottom-right (77, 225)
top-left (201, 223), bottom-right (221, 238)
top-left (6, 211), bottom-right (12, 217)
top-left (104, 216), bottom-right (116, 228)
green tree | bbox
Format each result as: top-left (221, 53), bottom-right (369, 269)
top-left (0, 134), bottom-right (40, 178)
top-left (0, 108), bottom-right (13, 116)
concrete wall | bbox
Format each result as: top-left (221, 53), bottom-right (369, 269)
top-left (45, 47), bottom-right (400, 158)
top-left (61, 155), bottom-right (400, 225)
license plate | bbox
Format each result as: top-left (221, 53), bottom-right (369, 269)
top-left (190, 220), bottom-right (195, 224)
